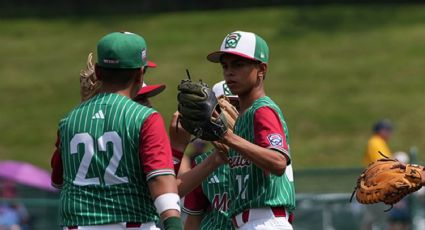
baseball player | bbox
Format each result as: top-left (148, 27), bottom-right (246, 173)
top-left (206, 31), bottom-right (295, 229)
top-left (50, 32), bottom-right (182, 230)
top-left (182, 81), bottom-right (235, 230)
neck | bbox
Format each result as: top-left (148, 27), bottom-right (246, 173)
top-left (98, 84), bottom-right (133, 98)
top-left (238, 89), bottom-right (265, 113)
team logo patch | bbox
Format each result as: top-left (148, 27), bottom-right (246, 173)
top-left (103, 59), bottom-right (119, 64)
top-left (224, 33), bottom-right (241, 49)
top-left (141, 48), bottom-right (147, 63)
top-left (267, 134), bottom-right (283, 147)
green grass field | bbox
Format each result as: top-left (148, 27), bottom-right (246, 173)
top-left (1, 4), bottom-right (425, 170)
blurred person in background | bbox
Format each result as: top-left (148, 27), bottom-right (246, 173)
top-left (387, 152), bottom-right (411, 230)
top-left (363, 119), bottom-right (393, 166)
top-left (0, 179), bottom-right (29, 230)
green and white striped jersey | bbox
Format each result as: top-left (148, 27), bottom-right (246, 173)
top-left (228, 96), bottom-right (296, 217)
top-left (183, 151), bottom-right (234, 230)
top-left (58, 93), bottom-right (160, 226)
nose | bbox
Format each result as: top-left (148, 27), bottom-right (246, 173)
top-left (223, 66), bottom-right (234, 78)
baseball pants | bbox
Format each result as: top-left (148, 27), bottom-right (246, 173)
top-left (233, 207), bottom-right (293, 230)
top-left (238, 217), bottom-right (292, 230)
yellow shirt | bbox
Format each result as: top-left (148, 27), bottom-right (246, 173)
top-left (363, 134), bottom-right (392, 166)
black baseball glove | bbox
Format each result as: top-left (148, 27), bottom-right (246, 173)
top-left (177, 78), bottom-right (228, 141)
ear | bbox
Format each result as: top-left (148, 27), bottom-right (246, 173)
top-left (94, 64), bottom-right (102, 80)
top-left (135, 68), bottom-right (143, 85)
top-left (257, 63), bottom-right (268, 80)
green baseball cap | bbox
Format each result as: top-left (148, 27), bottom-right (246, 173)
top-left (97, 32), bottom-right (148, 69)
top-left (207, 31), bottom-right (269, 63)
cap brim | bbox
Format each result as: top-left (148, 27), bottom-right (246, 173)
top-left (135, 84), bottom-right (166, 98)
top-left (207, 51), bottom-right (259, 63)
top-left (147, 60), bottom-right (157, 68)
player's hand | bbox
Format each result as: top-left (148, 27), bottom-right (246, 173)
top-left (169, 111), bottom-right (191, 152)
top-left (212, 148), bottom-right (228, 166)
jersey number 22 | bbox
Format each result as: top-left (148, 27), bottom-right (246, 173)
top-left (70, 132), bottom-right (128, 186)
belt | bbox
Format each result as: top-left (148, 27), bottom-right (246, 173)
top-left (231, 207), bottom-right (293, 229)
top-left (67, 222), bottom-right (142, 229)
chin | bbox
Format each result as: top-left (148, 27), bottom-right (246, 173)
top-left (227, 85), bottom-right (239, 95)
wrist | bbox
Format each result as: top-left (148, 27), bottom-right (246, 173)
top-left (220, 130), bottom-right (232, 145)
top-left (207, 153), bottom-right (222, 167)
top-left (163, 216), bottom-right (182, 230)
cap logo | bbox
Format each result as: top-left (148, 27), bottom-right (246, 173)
top-left (141, 48), bottom-right (147, 63)
top-left (103, 59), bottom-right (119, 64)
top-left (224, 33), bottom-right (241, 49)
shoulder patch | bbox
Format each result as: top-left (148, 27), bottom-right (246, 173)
top-left (267, 134), bottom-right (283, 147)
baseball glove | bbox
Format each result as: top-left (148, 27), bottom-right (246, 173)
top-left (350, 153), bottom-right (424, 210)
top-left (80, 52), bottom-right (101, 102)
top-left (177, 77), bottom-right (229, 141)
top-left (211, 96), bottom-right (238, 153)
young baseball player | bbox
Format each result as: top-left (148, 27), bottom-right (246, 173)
top-left (207, 31), bottom-right (295, 229)
top-left (182, 81), bottom-right (235, 230)
top-left (51, 32), bottom-right (182, 230)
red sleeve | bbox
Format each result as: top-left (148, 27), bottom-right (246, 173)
top-left (183, 184), bottom-right (209, 215)
top-left (51, 134), bottom-right (63, 189)
top-left (172, 148), bottom-right (184, 174)
top-left (140, 113), bottom-right (175, 181)
top-left (253, 107), bottom-right (291, 163)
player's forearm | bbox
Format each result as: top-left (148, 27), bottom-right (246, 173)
top-left (176, 152), bottom-right (223, 197)
top-left (177, 155), bottom-right (192, 176)
top-left (222, 130), bottom-right (287, 176)
top-left (148, 175), bottom-right (181, 219)
top-left (160, 210), bottom-right (181, 222)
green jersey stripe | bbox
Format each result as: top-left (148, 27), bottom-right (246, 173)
top-left (182, 207), bottom-right (205, 216)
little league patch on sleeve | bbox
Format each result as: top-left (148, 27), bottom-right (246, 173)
top-left (267, 134), bottom-right (283, 147)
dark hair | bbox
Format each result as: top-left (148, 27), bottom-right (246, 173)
top-left (373, 119), bottom-right (393, 133)
top-left (96, 65), bottom-right (141, 87)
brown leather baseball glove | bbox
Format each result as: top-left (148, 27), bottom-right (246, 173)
top-left (351, 153), bottom-right (424, 210)
top-left (80, 52), bottom-right (101, 102)
top-left (211, 95), bottom-right (239, 154)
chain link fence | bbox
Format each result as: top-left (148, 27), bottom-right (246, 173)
top-left (1, 149), bottom-right (424, 229)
